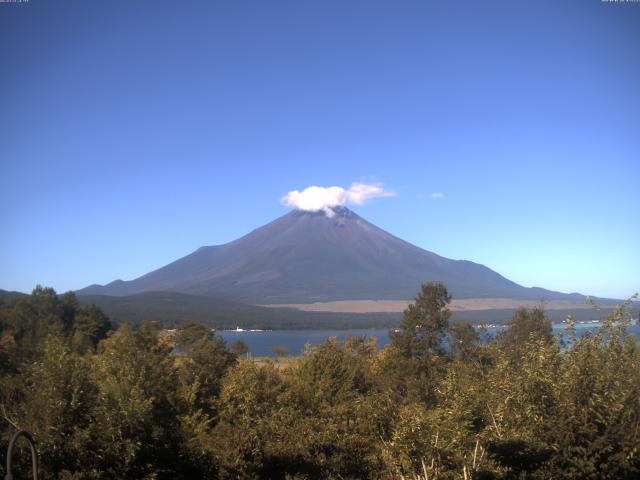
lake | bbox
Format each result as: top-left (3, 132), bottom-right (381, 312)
top-left (219, 322), bottom-right (640, 357)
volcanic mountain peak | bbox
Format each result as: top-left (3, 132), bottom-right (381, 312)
top-left (78, 207), bottom-right (583, 304)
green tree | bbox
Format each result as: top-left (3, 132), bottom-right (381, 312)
top-left (449, 322), bottom-right (480, 360)
top-left (501, 306), bottom-right (553, 361)
top-left (291, 338), bottom-right (384, 479)
top-left (391, 282), bottom-right (452, 358)
top-left (296, 338), bottom-right (371, 410)
top-left (230, 339), bottom-right (250, 357)
top-left (212, 359), bottom-right (298, 479)
top-left (19, 335), bottom-right (99, 478)
top-left (0, 287), bottom-right (106, 362)
top-left (3, 286), bottom-right (67, 358)
top-left (91, 323), bottom-right (180, 479)
top-left (545, 302), bottom-right (640, 479)
top-left (176, 321), bottom-right (236, 413)
top-left (172, 322), bottom-right (237, 477)
top-left (71, 303), bottom-right (113, 353)
top-left (381, 282), bottom-right (452, 405)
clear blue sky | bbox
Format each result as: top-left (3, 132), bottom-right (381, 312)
top-left (1, 0), bottom-right (638, 299)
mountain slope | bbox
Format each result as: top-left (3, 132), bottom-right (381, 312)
top-left (78, 207), bottom-right (584, 303)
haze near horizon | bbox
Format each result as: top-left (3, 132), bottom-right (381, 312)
top-left (1, 0), bottom-right (638, 299)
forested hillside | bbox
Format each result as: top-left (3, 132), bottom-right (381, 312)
top-left (1, 284), bottom-right (638, 479)
top-left (76, 291), bottom-right (402, 330)
top-left (3, 288), bottom-right (617, 330)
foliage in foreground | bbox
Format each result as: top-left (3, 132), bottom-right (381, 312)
top-left (0, 284), bottom-right (638, 479)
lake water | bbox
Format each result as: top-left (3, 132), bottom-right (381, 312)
top-left (219, 322), bottom-right (640, 357)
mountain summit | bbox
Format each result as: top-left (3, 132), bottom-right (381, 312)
top-left (79, 207), bottom-right (582, 303)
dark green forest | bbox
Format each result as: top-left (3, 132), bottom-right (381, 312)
top-left (1, 284), bottom-right (639, 479)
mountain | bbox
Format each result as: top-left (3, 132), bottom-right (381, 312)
top-left (0, 289), bottom-right (28, 304)
top-left (78, 207), bottom-right (585, 303)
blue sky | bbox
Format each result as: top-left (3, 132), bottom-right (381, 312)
top-left (1, 0), bottom-right (638, 299)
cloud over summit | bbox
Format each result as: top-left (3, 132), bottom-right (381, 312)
top-left (281, 182), bottom-right (395, 217)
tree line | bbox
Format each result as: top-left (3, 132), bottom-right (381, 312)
top-left (0, 283), bottom-right (638, 479)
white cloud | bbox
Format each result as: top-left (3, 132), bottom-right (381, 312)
top-left (429, 192), bottom-right (444, 199)
top-left (281, 182), bottom-right (395, 217)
